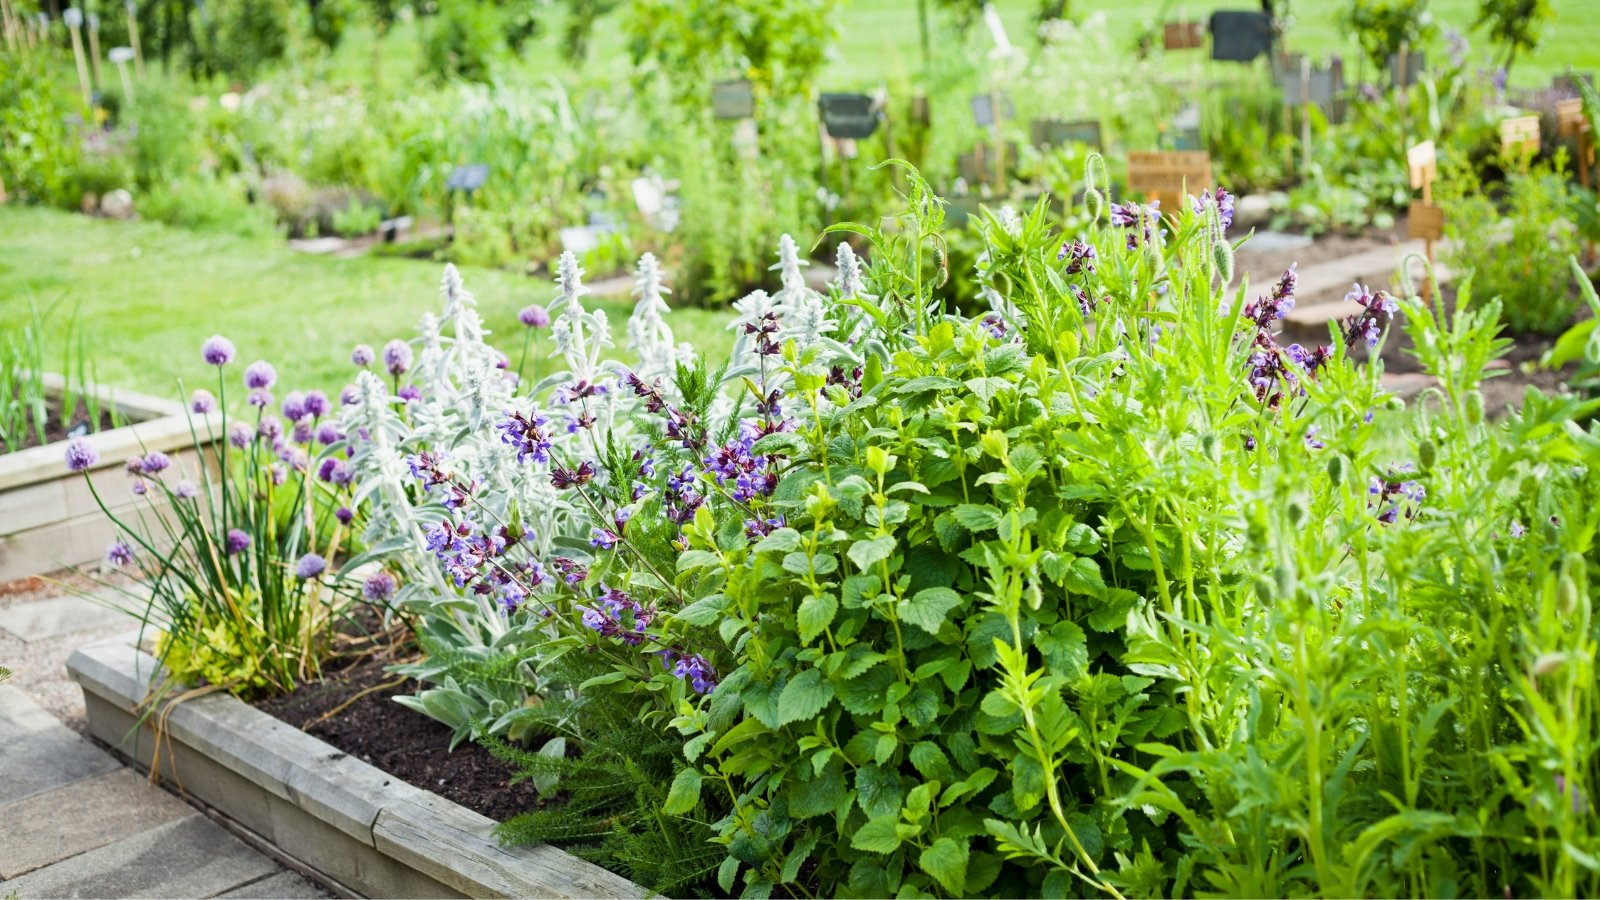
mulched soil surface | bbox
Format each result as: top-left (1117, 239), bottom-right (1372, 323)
top-left (253, 625), bottom-right (544, 823)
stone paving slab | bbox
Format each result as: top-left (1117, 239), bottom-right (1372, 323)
top-left (0, 686), bottom-right (120, 804)
top-left (0, 768), bottom-right (193, 878)
top-left (0, 587), bottom-right (152, 643)
top-left (217, 870), bottom-right (330, 898)
top-left (0, 813), bottom-right (279, 898)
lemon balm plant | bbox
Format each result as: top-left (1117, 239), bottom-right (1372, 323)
top-left (64, 336), bottom-right (378, 699)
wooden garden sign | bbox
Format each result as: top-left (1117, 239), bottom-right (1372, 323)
top-left (1559, 98), bottom-right (1594, 190)
top-left (1407, 140), bottom-right (1440, 305)
top-left (1163, 20), bottom-right (1204, 50)
top-left (1500, 116), bottom-right (1541, 158)
top-left (1128, 150), bottom-right (1212, 210)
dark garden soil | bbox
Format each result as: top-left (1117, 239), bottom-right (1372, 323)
top-left (253, 623), bottom-right (546, 823)
top-left (2, 393), bottom-right (118, 454)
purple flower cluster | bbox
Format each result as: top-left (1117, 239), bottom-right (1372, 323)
top-left (106, 540), bottom-right (134, 566)
top-left (295, 553), bottom-right (326, 579)
top-left (64, 438), bottom-right (99, 472)
top-left (578, 585), bottom-right (656, 646)
top-left (1192, 186), bottom-right (1235, 232)
top-left (1058, 238), bottom-right (1097, 275)
top-left (704, 420), bottom-right (784, 504)
top-left (1110, 200), bottom-right (1163, 250)
top-left (383, 340), bottom-right (413, 377)
top-left (664, 651), bottom-right (717, 694)
top-left (519, 304), bottom-right (551, 328)
top-left (226, 529), bottom-right (252, 554)
top-left (498, 410), bottom-right (554, 464)
top-left (1369, 467), bottom-right (1425, 524)
top-left (363, 571), bottom-right (398, 601)
top-left (202, 335), bottom-right (236, 366)
top-left (1341, 284), bottom-right (1398, 348)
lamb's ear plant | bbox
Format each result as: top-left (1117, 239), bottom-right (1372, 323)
top-left (66, 335), bottom-right (372, 701)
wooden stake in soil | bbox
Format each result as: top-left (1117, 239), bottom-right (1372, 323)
top-left (1406, 140), bottom-right (1440, 307)
top-left (110, 46), bottom-right (136, 106)
top-left (126, 0), bottom-right (145, 77)
top-left (64, 8), bottom-right (94, 114)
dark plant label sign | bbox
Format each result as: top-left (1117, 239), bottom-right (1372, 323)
top-left (819, 93), bottom-right (880, 140)
top-left (970, 93), bottom-right (1014, 128)
top-left (712, 80), bottom-right (755, 120)
top-left (1406, 200), bottom-right (1444, 241)
top-left (446, 164), bottom-right (489, 193)
top-left (1030, 118), bottom-right (1101, 150)
top-left (1128, 150), bottom-right (1212, 209)
top-left (1208, 11), bottom-right (1272, 62)
top-left (1389, 51), bottom-right (1425, 88)
top-left (1279, 65), bottom-right (1339, 107)
top-left (1163, 21), bottom-right (1204, 50)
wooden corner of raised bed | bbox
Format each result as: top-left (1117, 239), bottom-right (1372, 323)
top-left (66, 637), bottom-right (649, 900)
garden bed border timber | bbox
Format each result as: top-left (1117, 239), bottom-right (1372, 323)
top-left (0, 373), bottom-right (222, 582)
top-left (67, 635), bottom-right (647, 900)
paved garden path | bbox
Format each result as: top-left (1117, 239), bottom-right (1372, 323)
top-left (0, 587), bottom-right (328, 899)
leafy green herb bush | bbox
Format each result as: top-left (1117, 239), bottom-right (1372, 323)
top-left (1437, 152), bottom-right (1581, 334)
top-left (0, 51), bottom-right (83, 208)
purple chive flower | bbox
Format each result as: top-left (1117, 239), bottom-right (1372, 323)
top-left (334, 506), bottom-right (354, 525)
top-left (105, 540), bottom-right (134, 566)
top-left (173, 479), bottom-right (198, 499)
top-left (350, 344), bottom-right (375, 367)
top-left (226, 529), bottom-right (252, 553)
top-left (247, 388), bottom-right (274, 408)
top-left (244, 360), bottom-right (276, 390)
top-left (303, 390), bottom-right (330, 418)
top-left (64, 438), bottom-right (99, 472)
top-left (201, 335), bottom-right (236, 366)
top-left (294, 553), bottom-right (326, 579)
top-left (397, 385), bottom-right (421, 403)
top-left (131, 479), bottom-right (147, 496)
top-left (281, 392), bottom-right (307, 422)
top-left (190, 389), bottom-right (217, 414)
top-left (228, 422), bottom-right (254, 448)
top-left (383, 339), bottom-right (413, 377)
top-left (340, 384), bottom-right (360, 406)
top-left (362, 571), bottom-right (397, 601)
top-left (124, 456), bottom-right (145, 476)
top-left (292, 419), bottom-right (314, 445)
top-left (258, 415), bottom-right (283, 442)
top-left (270, 463), bottom-right (288, 485)
top-left (315, 423), bottom-right (341, 445)
top-left (141, 451), bottom-right (171, 474)
top-left (518, 304), bottom-right (551, 328)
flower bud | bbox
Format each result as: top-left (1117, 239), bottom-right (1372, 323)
top-left (1212, 239), bottom-right (1235, 286)
top-left (1274, 563), bottom-right (1297, 600)
top-left (1083, 187), bottom-right (1104, 223)
top-left (1327, 454), bottom-right (1343, 487)
top-left (1558, 573), bottom-right (1579, 617)
top-left (1466, 390), bottom-right (1485, 425)
top-left (1418, 440), bottom-right (1437, 471)
top-left (1287, 502), bottom-right (1305, 526)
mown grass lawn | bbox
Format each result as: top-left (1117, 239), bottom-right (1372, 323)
top-left (0, 206), bottom-right (732, 399)
top-left (316, 0), bottom-right (1598, 92)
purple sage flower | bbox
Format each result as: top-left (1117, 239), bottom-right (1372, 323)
top-left (225, 529), bottom-right (251, 553)
top-left (105, 540), bottom-right (134, 566)
top-left (350, 344), bottom-right (375, 367)
top-left (201, 335), bottom-right (236, 366)
top-left (244, 360), bottom-right (276, 390)
top-left (294, 553), bottom-right (326, 579)
top-left (64, 438), bottom-right (99, 472)
top-left (383, 340), bottom-right (413, 377)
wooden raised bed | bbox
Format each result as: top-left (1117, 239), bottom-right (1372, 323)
top-left (67, 636), bottom-right (645, 899)
top-left (0, 375), bottom-right (219, 582)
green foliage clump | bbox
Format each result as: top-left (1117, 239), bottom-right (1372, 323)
top-left (1438, 153), bottom-right (1581, 335)
top-left (0, 51), bottom-right (82, 208)
top-left (1340, 0), bottom-right (1437, 71)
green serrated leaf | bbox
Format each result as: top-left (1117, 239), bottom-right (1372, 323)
top-left (952, 504), bottom-right (1002, 531)
top-left (851, 817), bottom-right (903, 854)
top-left (899, 586), bottom-right (963, 635)
top-left (797, 593), bottom-right (838, 644)
top-left (848, 535), bottom-right (897, 570)
top-left (919, 837), bottom-right (970, 894)
top-left (663, 766), bottom-right (702, 815)
top-left (777, 669), bottom-right (835, 726)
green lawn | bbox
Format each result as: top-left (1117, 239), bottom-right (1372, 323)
top-left (314, 0), bottom-right (1597, 92)
top-left (0, 207), bottom-right (731, 399)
